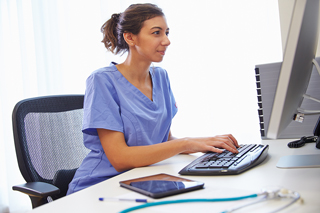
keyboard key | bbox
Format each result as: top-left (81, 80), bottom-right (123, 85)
top-left (222, 161), bottom-right (234, 167)
top-left (208, 161), bottom-right (224, 168)
top-left (195, 162), bottom-right (211, 168)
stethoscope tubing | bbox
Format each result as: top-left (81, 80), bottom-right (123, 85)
top-left (119, 189), bottom-right (301, 213)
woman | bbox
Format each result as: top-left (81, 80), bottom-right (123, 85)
top-left (67, 3), bottom-right (239, 195)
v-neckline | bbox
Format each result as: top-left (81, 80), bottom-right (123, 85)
top-left (114, 65), bottom-right (156, 106)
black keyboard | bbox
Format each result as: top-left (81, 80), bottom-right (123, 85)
top-left (179, 144), bottom-right (269, 175)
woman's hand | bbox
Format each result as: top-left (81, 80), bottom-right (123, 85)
top-left (181, 134), bottom-right (239, 154)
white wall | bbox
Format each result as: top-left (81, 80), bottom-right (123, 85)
top-left (159, 1), bottom-right (282, 143)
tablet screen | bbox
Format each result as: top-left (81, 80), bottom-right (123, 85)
top-left (120, 173), bottom-right (204, 198)
top-left (130, 180), bottom-right (201, 194)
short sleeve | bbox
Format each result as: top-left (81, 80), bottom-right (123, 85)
top-left (82, 71), bottom-right (123, 136)
top-left (169, 83), bottom-right (178, 119)
top-left (163, 69), bottom-right (178, 119)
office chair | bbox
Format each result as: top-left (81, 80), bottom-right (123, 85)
top-left (12, 95), bottom-right (89, 208)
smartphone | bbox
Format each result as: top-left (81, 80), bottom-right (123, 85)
top-left (119, 173), bottom-right (204, 198)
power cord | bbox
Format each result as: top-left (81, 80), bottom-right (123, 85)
top-left (287, 136), bottom-right (317, 148)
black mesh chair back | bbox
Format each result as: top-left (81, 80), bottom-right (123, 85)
top-left (12, 95), bottom-right (89, 207)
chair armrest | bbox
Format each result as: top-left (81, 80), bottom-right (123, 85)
top-left (13, 182), bottom-right (60, 198)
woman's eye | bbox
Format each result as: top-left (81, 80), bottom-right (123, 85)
top-left (166, 31), bottom-right (169, 36)
top-left (153, 31), bottom-right (160, 35)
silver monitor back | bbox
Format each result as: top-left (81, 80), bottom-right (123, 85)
top-left (267, 0), bottom-right (320, 139)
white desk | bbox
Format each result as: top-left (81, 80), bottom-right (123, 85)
top-left (29, 140), bottom-right (320, 213)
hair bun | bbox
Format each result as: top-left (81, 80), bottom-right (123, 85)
top-left (111, 13), bottom-right (121, 22)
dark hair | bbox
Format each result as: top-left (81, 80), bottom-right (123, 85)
top-left (101, 3), bottom-right (164, 55)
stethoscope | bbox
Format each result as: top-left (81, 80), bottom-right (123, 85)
top-left (119, 187), bottom-right (301, 213)
top-left (222, 188), bottom-right (301, 213)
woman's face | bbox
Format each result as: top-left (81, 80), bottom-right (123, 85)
top-left (132, 16), bottom-right (170, 63)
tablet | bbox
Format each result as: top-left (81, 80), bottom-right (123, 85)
top-left (119, 173), bottom-right (204, 198)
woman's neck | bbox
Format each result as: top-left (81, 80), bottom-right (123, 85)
top-left (116, 54), bottom-right (152, 84)
top-left (116, 55), bottom-right (153, 101)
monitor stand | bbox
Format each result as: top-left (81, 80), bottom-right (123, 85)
top-left (276, 154), bottom-right (320, 168)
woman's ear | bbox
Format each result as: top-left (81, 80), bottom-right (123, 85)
top-left (123, 32), bottom-right (135, 46)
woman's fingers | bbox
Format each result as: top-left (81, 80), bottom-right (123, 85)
top-left (213, 134), bottom-right (239, 153)
top-left (227, 134), bottom-right (239, 147)
top-left (185, 134), bottom-right (240, 154)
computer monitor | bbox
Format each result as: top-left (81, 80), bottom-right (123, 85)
top-left (267, 0), bottom-right (320, 139)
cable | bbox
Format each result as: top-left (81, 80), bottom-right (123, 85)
top-left (296, 60), bottom-right (320, 116)
top-left (297, 108), bottom-right (320, 114)
top-left (118, 194), bottom-right (258, 213)
top-left (303, 94), bottom-right (320, 104)
top-left (312, 59), bottom-right (320, 76)
top-left (287, 136), bottom-right (317, 148)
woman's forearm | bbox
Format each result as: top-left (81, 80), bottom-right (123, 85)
top-left (98, 128), bottom-right (190, 172)
top-left (98, 128), bottom-right (239, 172)
top-left (111, 138), bottom-right (189, 172)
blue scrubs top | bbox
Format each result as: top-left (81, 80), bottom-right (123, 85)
top-left (67, 63), bottom-right (178, 194)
